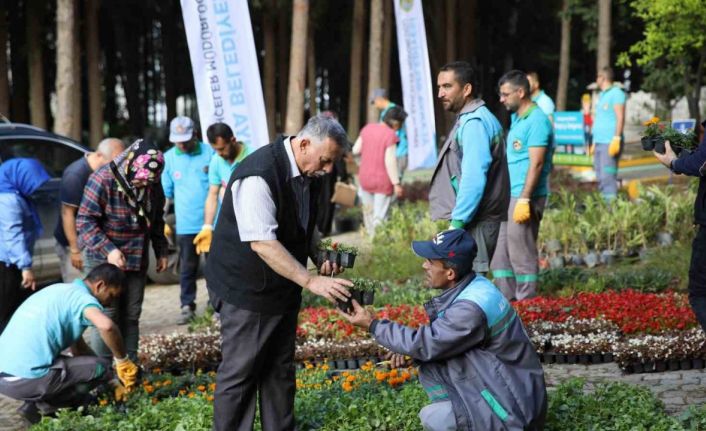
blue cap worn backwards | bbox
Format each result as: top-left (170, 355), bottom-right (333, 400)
top-left (411, 229), bottom-right (477, 269)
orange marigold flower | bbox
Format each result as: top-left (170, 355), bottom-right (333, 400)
top-left (207, 395), bottom-right (214, 402)
top-left (346, 375), bottom-right (356, 383)
top-left (162, 380), bottom-right (172, 386)
top-left (179, 389), bottom-right (187, 396)
top-left (375, 371), bottom-right (388, 382)
top-left (390, 369), bottom-right (398, 377)
top-left (144, 385), bottom-right (155, 394)
top-left (198, 385), bottom-right (207, 392)
top-left (305, 362), bottom-right (314, 370)
top-left (209, 383), bottom-right (216, 392)
top-left (99, 399), bottom-right (108, 407)
top-left (321, 364), bottom-right (329, 371)
top-left (188, 392), bottom-right (196, 398)
top-left (153, 368), bottom-right (162, 374)
top-left (341, 381), bottom-right (353, 392)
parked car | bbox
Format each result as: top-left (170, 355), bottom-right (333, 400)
top-left (0, 122), bottom-right (182, 285)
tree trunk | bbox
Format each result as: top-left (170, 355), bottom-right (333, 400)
top-left (347, 0), bottom-right (365, 137)
top-left (597, 0), bottom-right (611, 73)
top-left (9, 0), bottom-right (29, 123)
top-left (54, 0), bottom-right (76, 137)
top-left (366, 0), bottom-right (383, 124)
top-left (85, 0), bottom-right (102, 146)
top-left (685, 49), bottom-right (705, 124)
top-left (0, 2), bottom-right (8, 117)
top-left (556, 0), bottom-right (571, 111)
top-left (284, 0), bottom-right (309, 135)
top-left (71, 0), bottom-right (82, 141)
top-left (160, 0), bottom-right (177, 123)
top-left (458, 0), bottom-right (476, 60)
top-left (112, 6), bottom-right (143, 136)
top-left (445, 0), bottom-right (457, 61)
top-left (277, 4), bottom-right (290, 132)
top-left (26, 0), bottom-right (46, 129)
top-left (263, 6), bottom-right (277, 140)
top-left (381, 0), bottom-right (392, 92)
top-left (307, 25), bottom-right (316, 118)
top-left (503, 0), bottom-right (519, 72)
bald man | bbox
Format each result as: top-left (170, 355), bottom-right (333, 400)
top-left (54, 138), bottom-right (125, 282)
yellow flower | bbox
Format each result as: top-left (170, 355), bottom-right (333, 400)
top-left (207, 395), bottom-right (214, 402)
top-left (162, 379), bottom-right (172, 386)
top-left (644, 116), bottom-right (660, 126)
top-left (346, 375), bottom-right (356, 383)
top-left (197, 385), bottom-right (206, 392)
top-left (341, 381), bottom-right (353, 392)
top-left (320, 364), bottom-right (329, 371)
top-left (209, 383), bottom-right (216, 392)
top-left (144, 385), bottom-right (155, 394)
top-left (99, 399), bottom-right (109, 407)
top-left (305, 362), bottom-right (313, 369)
top-left (153, 368), bottom-right (162, 374)
top-left (188, 392), bottom-right (196, 398)
top-left (179, 389), bottom-right (187, 396)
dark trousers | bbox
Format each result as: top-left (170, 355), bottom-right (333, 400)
top-left (178, 234), bottom-right (200, 308)
top-left (0, 262), bottom-right (24, 335)
top-left (688, 226), bottom-right (706, 332)
top-left (213, 300), bottom-right (298, 431)
top-left (0, 356), bottom-right (112, 413)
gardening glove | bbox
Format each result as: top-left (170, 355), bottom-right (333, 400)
top-left (512, 198), bottom-right (531, 224)
top-left (164, 224), bottom-right (173, 239)
top-left (608, 136), bottom-right (621, 157)
top-left (114, 383), bottom-right (129, 402)
top-left (193, 225), bottom-right (213, 255)
top-left (114, 357), bottom-right (139, 391)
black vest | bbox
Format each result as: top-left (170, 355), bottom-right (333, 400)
top-left (205, 137), bottom-right (319, 313)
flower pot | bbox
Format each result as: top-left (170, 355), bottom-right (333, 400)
top-left (555, 354), bottom-right (567, 364)
top-left (641, 136), bottom-right (656, 151)
top-left (638, 248), bottom-right (650, 261)
top-left (346, 359), bottom-right (359, 369)
top-left (693, 358), bottom-right (705, 369)
top-left (591, 354), bottom-right (603, 364)
top-left (584, 252), bottom-right (599, 268)
top-left (317, 250), bottom-right (329, 266)
top-left (599, 250), bottom-right (616, 266)
top-left (656, 232), bottom-right (673, 247)
top-left (339, 252), bottom-right (357, 268)
top-left (544, 353), bottom-right (556, 364)
top-left (631, 362), bottom-right (643, 373)
top-left (578, 354), bottom-right (590, 365)
top-left (643, 361), bottom-right (656, 372)
top-left (680, 359), bottom-right (693, 370)
top-left (668, 359), bottom-right (680, 371)
top-left (549, 256), bottom-right (565, 269)
top-left (546, 239), bottom-right (562, 254)
top-left (603, 353), bottom-right (614, 362)
top-left (655, 360), bottom-right (666, 372)
top-left (328, 250), bottom-right (342, 267)
top-left (570, 254), bottom-right (584, 266)
top-left (653, 136), bottom-right (667, 154)
top-left (362, 290), bottom-right (375, 306)
top-left (567, 354), bottom-right (578, 364)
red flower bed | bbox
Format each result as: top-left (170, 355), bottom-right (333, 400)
top-left (297, 304), bottom-right (429, 340)
top-left (515, 289), bottom-right (696, 334)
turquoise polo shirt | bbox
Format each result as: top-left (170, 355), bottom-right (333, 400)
top-left (380, 103), bottom-right (408, 157)
top-left (208, 144), bottom-right (252, 190)
top-left (506, 104), bottom-right (554, 198)
top-left (0, 279), bottom-right (102, 379)
top-left (162, 142), bottom-right (214, 234)
top-left (593, 86), bottom-right (626, 144)
top-left (531, 90), bottom-right (555, 117)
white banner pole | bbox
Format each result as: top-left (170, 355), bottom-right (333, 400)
top-left (180, 0), bottom-right (269, 148)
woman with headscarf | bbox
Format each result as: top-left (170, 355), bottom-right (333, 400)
top-left (0, 158), bottom-right (51, 334)
top-left (76, 139), bottom-right (169, 360)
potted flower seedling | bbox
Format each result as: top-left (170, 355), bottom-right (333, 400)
top-left (317, 239), bottom-right (358, 268)
top-left (337, 243), bottom-right (358, 268)
top-left (640, 116), bottom-right (665, 152)
top-left (336, 278), bottom-right (380, 313)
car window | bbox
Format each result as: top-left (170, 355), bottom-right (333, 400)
top-left (0, 138), bottom-right (85, 178)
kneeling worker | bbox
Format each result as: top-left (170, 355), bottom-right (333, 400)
top-left (0, 263), bottom-right (139, 424)
top-left (340, 229), bottom-right (546, 431)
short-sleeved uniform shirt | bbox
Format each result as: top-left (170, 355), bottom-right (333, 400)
top-left (532, 90), bottom-right (555, 117)
top-left (54, 156), bottom-right (93, 247)
top-left (161, 142), bottom-right (214, 234)
top-left (0, 279), bottom-right (102, 378)
top-left (208, 144), bottom-right (252, 192)
top-left (592, 86), bottom-right (626, 144)
top-left (380, 102), bottom-right (408, 158)
top-left (506, 104), bottom-right (554, 198)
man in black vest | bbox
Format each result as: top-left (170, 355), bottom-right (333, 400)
top-left (206, 114), bottom-right (353, 431)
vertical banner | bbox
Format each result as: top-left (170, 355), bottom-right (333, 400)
top-left (180, 0), bottom-right (269, 148)
top-left (393, 0), bottom-right (437, 170)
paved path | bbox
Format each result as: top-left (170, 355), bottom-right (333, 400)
top-left (2, 241), bottom-right (705, 428)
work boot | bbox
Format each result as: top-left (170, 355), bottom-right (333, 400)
top-left (17, 401), bottom-right (41, 425)
top-left (177, 305), bottom-right (195, 325)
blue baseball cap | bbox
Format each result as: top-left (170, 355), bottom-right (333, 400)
top-left (412, 229), bottom-right (477, 269)
top-left (169, 116), bottom-right (195, 143)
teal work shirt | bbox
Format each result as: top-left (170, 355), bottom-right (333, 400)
top-left (531, 90), bottom-right (555, 117)
top-left (593, 86), bottom-right (626, 144)
top-left (162, 142), bottom-right (214, 234)
top-left (208, 144), bottom-right (252, 190)
top-left (0, 279), bottom-right (102, 379)
top-left (380, 102), bottom-right (408, 157)
top-left (506, 104), bottom-right (554, 198)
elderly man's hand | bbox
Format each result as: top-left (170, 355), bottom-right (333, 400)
top-left (653, 140), bottom-right (678, 169)
top-left (338, 299), bottom-right (374, 330)
top-left (305, 275), bottom-right (352, 304)
top-left (319, 260), bottom-right (344, 276)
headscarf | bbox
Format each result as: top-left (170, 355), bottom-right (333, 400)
top-left (110, 139), bottom-right (164, 224)
top-left (0, 158), bottom-right (51, 235)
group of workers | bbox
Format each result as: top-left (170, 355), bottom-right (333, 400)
top-left (0, 57), bottom-right (634, 431)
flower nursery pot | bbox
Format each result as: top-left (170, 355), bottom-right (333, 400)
top-left (693, 359), bottom-right (705, 369)
top-left (570, 254), bottom-right (584, 266)
top-left (643, 361), bottom-right (656, 373)
top-left (543, 353), bottom-right (556, 364)
top-left (579, 354), bottom-right (590, 365)
top-left (668, 359), bottom-right (680, 371)
top-left (631, 362), bottom-right (643, 373)
top-left (546, 239), bottom-right (562, 254)
top-left (549, 256), bottom-right (565, 270)
top-left (641, 136), bottom-right (655, 151)
top-left (599, 250), bottom-right (616, 266)
top-left (362, 290), bottom-right (375, 306)
top-left (638, 248), bottom-right (650, 261)
top-left (567, 354), bottom-right (578, 364)
top-left (318, 250), bottom-right (329, 266)
top-left (584, 252), bottom-right (599, 268)
top-left (591, 354), bottom-right (603, 364)
top-left (328, 250), bottom-right (342, 267)
top-left (655, 361), bottom-right (667, 372)
top-left (656, 232), bottom-right (673, 247)
top-left (603, 353), bottom-right (614, 362)
top-left (346, 359), bottom-right (359, 369)
top-left (555, 354), bottom-right (567, 364)
top-left (653, 136), bottom-right (667, 154)
top-left (339, 252), bottom-right (357, 268)
top-left (680, 359), bottom-right (693, 370)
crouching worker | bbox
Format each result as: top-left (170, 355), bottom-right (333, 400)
top-left (0, 263), bottom-right (139, 424)
top-left (340, 229), bottom-right (547, 431)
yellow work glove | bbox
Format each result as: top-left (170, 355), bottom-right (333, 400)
top-left (164, 224), bottom-right (173, 238)
top-left (114, 357), bottom-right (139, 391)
top-left (114, 383), bottom-right (129, 402)
top-left (512, 198), bottom-right (531, 224)
top-left (608, 136), bottom-right (621, 157)
top-left (193, 225), bottom-right (213, 255)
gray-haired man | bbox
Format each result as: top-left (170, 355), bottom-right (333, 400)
top-left (54, 138), bottom-right (125, 282)
top-left (206, 115), bottom-right (354, 430)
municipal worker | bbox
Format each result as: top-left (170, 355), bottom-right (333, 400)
top-left (527, 71), bottom-right (555, 121)
top-left (592, 66), bottom-right (626, 201)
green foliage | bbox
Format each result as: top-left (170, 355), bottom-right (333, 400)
top-left (348, 202), bottom-right (446, 282)
top-left (539, 266), bottom-right (678, 296)
top-left (350, 278), bottom-right (382, 292)
top-left (187, 306), bottom-right (215, 333)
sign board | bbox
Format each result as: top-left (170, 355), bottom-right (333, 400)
top-left (672, 119), bottom-right (696, 134)
top-left (553, 111), bottom-right (585, 145)
top-left (553, 153), bottom-right (593, 167)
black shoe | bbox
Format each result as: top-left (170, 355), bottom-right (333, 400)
top-left (17, 401), bottom-right (41, 425)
